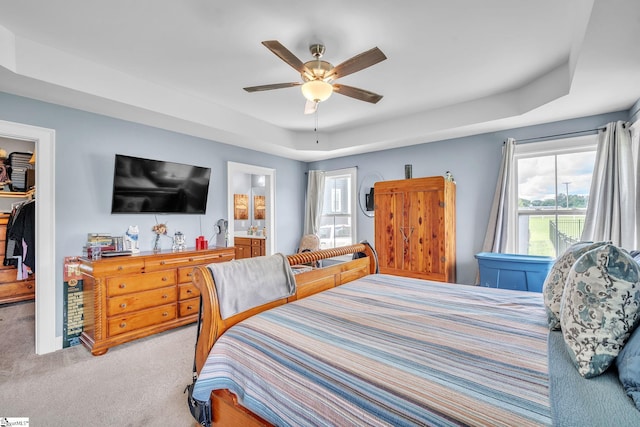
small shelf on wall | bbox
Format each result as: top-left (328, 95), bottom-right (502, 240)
top-left (0, 189), bottom-right (35, 213)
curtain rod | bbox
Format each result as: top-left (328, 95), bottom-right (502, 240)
top-left (516, 127), bottom-right (605, 144)
top-left (304, 165), bottom-right (359, 174)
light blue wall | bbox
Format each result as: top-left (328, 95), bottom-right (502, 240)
top-left (0, 91), bottom-right (307, 335)
top-left (309, 110), bottom-right (630, 285)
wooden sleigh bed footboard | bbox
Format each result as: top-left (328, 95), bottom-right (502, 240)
top-left (191, 243), bottom-right (377, 426)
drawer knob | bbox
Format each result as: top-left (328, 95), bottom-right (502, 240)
top-left (119, 322), bottom-right (127, 328)
top-left (162, 312), bottom-right (168, 317)
top-left (119, 283), bottom-right (126, 289)
top-left (162, 294), bottom-right (168, 299)
top-left (118, 266), bottom-right (123, 271)
top-left (27, 284), bottom-right (33, 289)
top-left (120, 303), bottom-right (126, 308)
top-left (187, 305), bottom-right (193, 310)
top-left (162, 277), bottom-right (168, 281)
top-left (187, 272), bottom-right (193, 277)
top-left (186, 289), bottom-right (193, 294)
top-left (189, 258), bottom-right (194, 262)
top-left (160, 261), bottom-right (166, 265)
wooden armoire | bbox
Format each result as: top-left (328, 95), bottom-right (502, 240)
top-left (374, 176), bottom-right (456, 282)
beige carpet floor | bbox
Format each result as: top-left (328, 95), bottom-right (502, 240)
top-left (0, 301), bottom-right (199, 426)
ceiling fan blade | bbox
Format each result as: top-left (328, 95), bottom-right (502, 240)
top-left (304, 99), bottom-right (318, 115)
top-left (332, 84), bottom-right (383, 104)
top-left (243, 82), bottom-right (301, 92)
top-left (325, 47), bottom-right (387, 80)
top-left (262, 40), bottom-right (312, 76)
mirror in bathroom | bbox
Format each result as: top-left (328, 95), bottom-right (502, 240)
top-left (233, 194), bottom-right (248, 220)
top-left (254, 195), bottom-right (265, 220)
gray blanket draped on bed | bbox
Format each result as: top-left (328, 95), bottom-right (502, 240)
top-left (207, 253), bottom-right (296, 320)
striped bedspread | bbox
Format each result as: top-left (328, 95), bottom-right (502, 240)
top-left (194, 274), bottom-right (551, 426)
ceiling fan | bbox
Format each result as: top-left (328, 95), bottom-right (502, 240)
top-left (243, 40), bottom-right (387, 114)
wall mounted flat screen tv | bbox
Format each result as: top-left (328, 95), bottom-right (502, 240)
top-left (111, 154), bottom-right (211, 214)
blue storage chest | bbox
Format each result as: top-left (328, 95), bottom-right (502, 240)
top-left (475, 252), bottom-right (555, 292)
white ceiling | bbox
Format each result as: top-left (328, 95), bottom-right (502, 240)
top-left (0, 0), bottom-right (638, 161)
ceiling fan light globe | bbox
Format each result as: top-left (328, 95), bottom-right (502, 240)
top-left (301, 80), bottom-right (333, 103)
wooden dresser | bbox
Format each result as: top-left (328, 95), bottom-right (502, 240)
top-left (0, 213), bottom-right (35, 304)
top-left (79, 247), bottom-right (234, 355)
top-left (374, 176), bottom-right (456, 282)
top-left (235, 236), bottom-right (266, 259)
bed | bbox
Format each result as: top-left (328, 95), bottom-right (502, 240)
top-left (191, 243), bottom-right (640, 426)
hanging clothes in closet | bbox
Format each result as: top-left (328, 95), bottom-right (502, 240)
top-left (4, 199), bottom-right (35, 277)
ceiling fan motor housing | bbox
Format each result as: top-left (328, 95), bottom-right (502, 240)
top-left (302, 60), bottom-right (333, 82)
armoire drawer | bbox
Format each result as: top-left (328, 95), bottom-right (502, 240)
top-left (106, 270), bottom-right (177, 296)
top-left (107, 286), bottom-right (177, 316)
top-left (108, 303), bottom-right (177, 337)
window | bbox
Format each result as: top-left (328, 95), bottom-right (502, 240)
top-left (514, 135), bottom-right (597, 257)
top-left (319, 168), bottom-right (357, 249)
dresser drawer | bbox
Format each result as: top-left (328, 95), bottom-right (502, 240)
top-left (87, 259), bottom-right (145, 276)
top-left (0, 267), bottom-right (21, 282)
top-left (145, 250), bottom-right (235, 271)
top-left (179, 297), bottom-right (199, 317)
top-left (106, 270), bottom-right (176, 297)
top-left (178, 283), bottom-right (199, 300)
top-left (107, 286), bottom-right (177, 316)
top-left (0, 279), bottom-right (35, 299)
top-left (188, 251), bottom-right (235, 265)
top-left (108, 303), bottom-right (177, 337)
top-left (177, 266), bottom-right (197, 284)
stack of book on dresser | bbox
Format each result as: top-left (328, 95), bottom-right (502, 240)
top-left (82, 233), bottom-right (115, 258)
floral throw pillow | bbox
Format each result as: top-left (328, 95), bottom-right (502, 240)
top-left (560, 244), bottom-right (640, 378)
top-left (542, 241), bottom-right (607, 330)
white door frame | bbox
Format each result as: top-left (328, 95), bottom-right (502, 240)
top-left (0, 119), bottom-right (57, 354)
top-left (227, 162), bottom-right (275, 255)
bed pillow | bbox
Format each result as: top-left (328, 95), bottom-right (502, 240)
top-left (560, 244), bottom-right (640, 378)
top-left (617, 325), bottom-right (640, 410)
top-left (542, 241), bottom-right (608, 330)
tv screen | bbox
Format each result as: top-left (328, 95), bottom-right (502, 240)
top-left (111, 154), bottom-right (211, 214)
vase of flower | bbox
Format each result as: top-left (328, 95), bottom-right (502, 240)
top-left (153, 234), bottom-right (161, 252)
top-left (152, 222), bottom-right (168, 253)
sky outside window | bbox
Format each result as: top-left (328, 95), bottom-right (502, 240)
top-left (518, 151), bottom-right (596, 205)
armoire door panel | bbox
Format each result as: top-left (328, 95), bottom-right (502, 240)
top-left (375, 190), bottom-right (404, 272)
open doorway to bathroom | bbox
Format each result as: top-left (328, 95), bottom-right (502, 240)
top-left (227, 162), bottom-right (275, 256)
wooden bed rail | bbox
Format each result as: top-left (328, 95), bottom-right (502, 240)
top-left (192, 243), bottom-right (377, 373)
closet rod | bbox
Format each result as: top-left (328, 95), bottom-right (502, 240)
top-left (517, 127), bottom-right (604, 144)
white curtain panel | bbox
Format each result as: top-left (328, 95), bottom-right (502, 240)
top-left (581, 121), bottom-right (639, 249)
top-left (482, 138), bottom-right (517, 253)
top-left (303, 170), bottom-right (325, 235)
